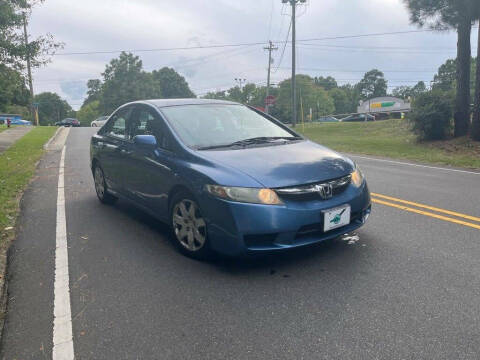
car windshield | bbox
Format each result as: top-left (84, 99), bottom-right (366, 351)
top-left (161, 104), bottom-right (297, 149)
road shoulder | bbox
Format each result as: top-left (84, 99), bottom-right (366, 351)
top-left (0, 127), bottom-right (69, 357)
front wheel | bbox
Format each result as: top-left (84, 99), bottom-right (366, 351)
top-left (170, 192), bottom-right (212, 260)
top-left (94, 165), bottom-right (117, 205)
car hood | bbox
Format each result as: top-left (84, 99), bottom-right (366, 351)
top-left (197, 140), bottom-right (354, 188)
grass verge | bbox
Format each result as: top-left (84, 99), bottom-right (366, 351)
top-left (298, 119), bottom-right (480, 169)
top-left (0, 126), bottom-right (57, 245)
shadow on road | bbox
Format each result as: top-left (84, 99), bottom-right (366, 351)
top-left (105, 197), bottom-right (369, 279)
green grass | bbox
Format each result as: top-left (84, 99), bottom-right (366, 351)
top-left (298, 119), bottom-right (480, 169)
top-left (0, 125), bottom-right (9, 133)
top-left (0, 126), bottom-right (57, 243)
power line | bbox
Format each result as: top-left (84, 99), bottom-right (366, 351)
top-left (54, 42), bottom-right (267, 56)
top-left (299, 43), bottom-right (460, 51)
top-left (52, 28), bottom-right (447, 56)
top-left (297, 45), bottom-right (461, 54)
top-left (276, 67), bottom-right (437, 73)
top-left (273, 18), bottom-right (292, 73)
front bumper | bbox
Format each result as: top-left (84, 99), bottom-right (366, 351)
top-left (200, 181), bottom-right (371, 256)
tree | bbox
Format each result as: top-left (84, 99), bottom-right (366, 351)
top-left (403, 0), bottom-right (480, 137)
top-left (392, 81), bottom-right (427, 99)
top-left (356, 69), bottom-right (388, 100)
top-left (34, 92), bottom-right (73, 125)
top-left (277, 75), bottom-right (334, 123)
top-left (77, 100), bottom-right (102, 127)
top-left (150, 67), bottom-right (195, 98)
top-left (328, 88), bottom-right (350, 115)
top-left (100, 52), bottom-right (156, 113)
top-left (411, 90), bottom-right (454, 140)
top-left (0, 64), bottom-right (30, 111)
top-left (0, 0), bottom-right (62, 70)
top-left (433, 58), bottom-right (477, 100)
top-left (433, 59), bottom-right (457, 91)
top-left (472, 24), bottom-right (480, 140)
top-left (314, 76), bottom-right (338, 91)
top-left (203, 90), bottom-right (227, 100)
top-left (82, 79), bottom-right (103, 107)
top-left (92, 53), bottom-right (196, 113)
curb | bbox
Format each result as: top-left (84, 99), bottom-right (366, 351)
top-left (43, 126), bottom-right (62, 150)
top-left (0, 249), bottom-right (8, 339)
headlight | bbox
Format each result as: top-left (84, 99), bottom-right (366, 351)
top-left (205, 185), bottom-right (283, 205)
top-left (351, 166), bottom-right (364, 187)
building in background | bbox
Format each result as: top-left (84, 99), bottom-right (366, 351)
top-left (358, 97), bottom-right (411, 116)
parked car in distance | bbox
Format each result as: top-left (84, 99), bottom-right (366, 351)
top-left (91, 116), bottom-right (109, 127)
top-left (341, 114), bottom-right (375, 122)
top-left (315, 116), bottom-right (339, 123)
top-left (55, 118), bottom-right (80, 127)
top-left (90, 99), bottom-right (371, 259)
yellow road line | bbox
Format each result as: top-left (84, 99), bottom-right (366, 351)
top-left (371, 193), bottom-right (480, 223)
top-left (371, 198), bottom-right (480, 231)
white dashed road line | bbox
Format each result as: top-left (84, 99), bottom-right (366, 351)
top-left (52, 146), bottom-right (75, 359)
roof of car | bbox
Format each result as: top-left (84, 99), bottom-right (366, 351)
top-left (140, 98), bottom-right (240, 108)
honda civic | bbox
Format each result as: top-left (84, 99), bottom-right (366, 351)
top-left (90, 99), bottom-right (371, 259)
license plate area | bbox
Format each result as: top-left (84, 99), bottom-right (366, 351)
top-left (323, 205), bottom-right (351, 232)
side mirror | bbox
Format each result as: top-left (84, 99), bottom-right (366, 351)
top-left (133, 135), bottom-right (157, 148)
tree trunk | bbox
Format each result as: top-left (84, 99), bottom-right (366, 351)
top-left (454, 19), bottom-right (472, 137)
top-left (472, 24), bottom-right (480, 141)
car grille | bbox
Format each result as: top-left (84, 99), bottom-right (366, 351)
top-left (274, 174), bottom-right (351, 201)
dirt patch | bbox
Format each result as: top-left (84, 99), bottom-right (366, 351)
top-left (426, 137), bottom-right (480, 156)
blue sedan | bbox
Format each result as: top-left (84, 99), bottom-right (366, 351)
top-left (90, 99), bottom-right (371, 259)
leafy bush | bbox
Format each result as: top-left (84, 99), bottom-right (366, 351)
top-left (410, 90), bottom-right (453, 140)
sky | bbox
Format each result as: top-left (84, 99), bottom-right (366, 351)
top-left (28, 0), bottom-right (479, 110)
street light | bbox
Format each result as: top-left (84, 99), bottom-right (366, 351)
top-left (235, 78), bottom-right (247, 90)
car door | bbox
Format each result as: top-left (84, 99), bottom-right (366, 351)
top-left (123, 105), bottom-right (176, 218)
top-left (98, 106), bottom-right (133, 194)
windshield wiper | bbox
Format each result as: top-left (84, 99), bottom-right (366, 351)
top-left (230, 136), bottom-right (302, 146)
top-left (196, 136), bottom-right (302, 151)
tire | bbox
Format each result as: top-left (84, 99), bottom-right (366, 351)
top-left (92, 124), bottom-right (97, 127)
top-left (170, 191), bottom-right (213, 260)
top-left (93, 165), bottom-right (118, 205)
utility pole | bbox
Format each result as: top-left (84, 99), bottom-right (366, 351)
top-left (23, 13), bottom-right (37, 125)
top-left (283, 0), bottom-right (306, 127)
top-left (264, 41), bottom-right (278, 114)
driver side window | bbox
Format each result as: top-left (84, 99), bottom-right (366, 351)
top-left (105, 108), bottom-right (132, 140)
top-left (129, 107), bottom-right (169, 149)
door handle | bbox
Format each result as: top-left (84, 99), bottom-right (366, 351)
top-left (120, 148), bottom-right (132, 155)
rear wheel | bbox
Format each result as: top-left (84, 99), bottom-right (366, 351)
top-left (94, 165), bottom-right (117, 205)
top-left (170, 192), bottom-right (212, 260)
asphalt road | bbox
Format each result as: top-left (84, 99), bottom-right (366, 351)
top-left (2, 128), bottom-right (480, 359)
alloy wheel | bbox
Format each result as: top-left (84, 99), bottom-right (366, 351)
top-left (172, 199), bottom-right (207, 252)
top-left (94, 166), bottom-right (105, 199)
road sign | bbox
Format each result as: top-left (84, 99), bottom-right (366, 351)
top-left (265, 95), bottom-right (277, 106)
